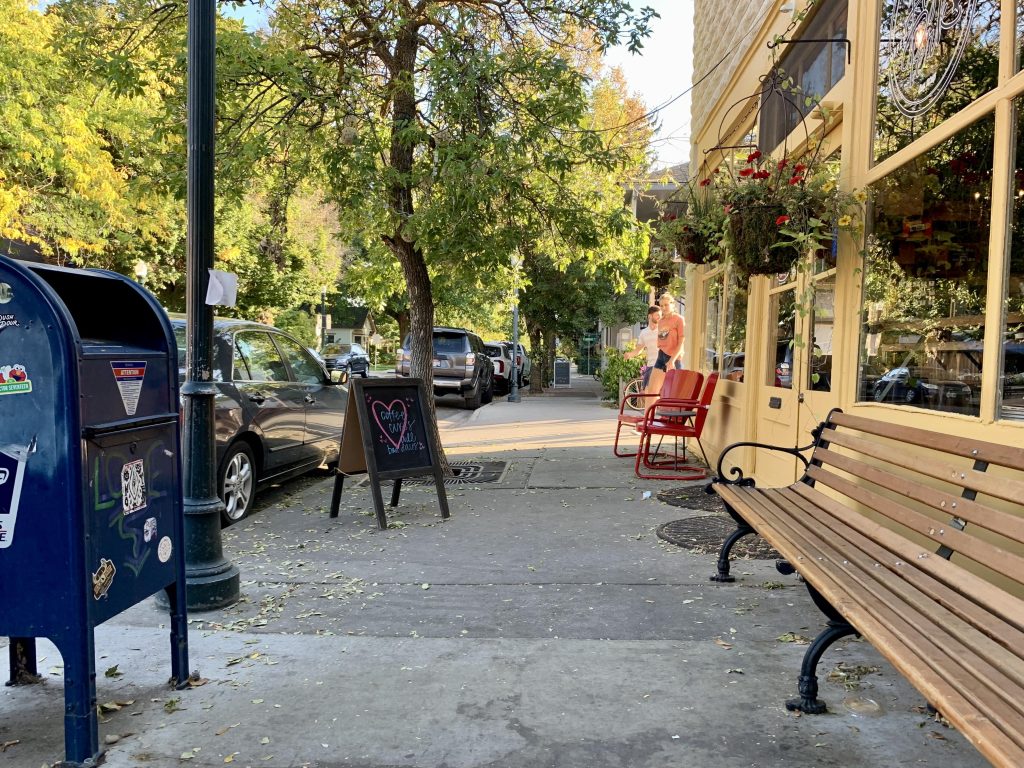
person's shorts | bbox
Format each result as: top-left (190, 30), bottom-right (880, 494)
top-left (654, 350), bottom-right (671, 371)
top-left (642, 366), bottom-right (653, 387)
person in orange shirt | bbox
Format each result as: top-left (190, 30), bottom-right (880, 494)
top-left (647, 292), bottom-right (684, 394)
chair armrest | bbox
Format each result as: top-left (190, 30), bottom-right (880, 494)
top-left (618, 391), bottom-right (660, 415)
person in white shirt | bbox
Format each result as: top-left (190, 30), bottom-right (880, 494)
top-left (625, 306), bottom-right (661, 392)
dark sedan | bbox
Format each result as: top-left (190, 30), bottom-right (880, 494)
top-left (322, 342), bottom-right (370, 377)
top-left (171, 316), bottom-right (348, 524)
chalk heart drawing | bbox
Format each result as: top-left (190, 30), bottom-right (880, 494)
top-left (372, 399), bottom-right (409, 450)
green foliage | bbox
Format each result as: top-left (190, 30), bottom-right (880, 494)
top-left (597, 347), bottom-right (643, 402)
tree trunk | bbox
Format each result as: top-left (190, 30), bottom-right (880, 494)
top-left (528, 324), bottom-right (544, 393)
top-left (385, 26), bottom-right (449, 474)
top-left (544, 330), bottom-right (557, 387)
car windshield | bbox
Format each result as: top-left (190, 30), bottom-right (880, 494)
top-left (322, 344), bottom-right (351, 355)
top-left (484, 344), bottom-right (503, 357)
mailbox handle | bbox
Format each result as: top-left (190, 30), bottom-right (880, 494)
top-left (83, 412), bottom-right (180, 438)
top-left (248, 393), bottom-right (266, 405)
top-left (304, 394), bottom-right (316, 404)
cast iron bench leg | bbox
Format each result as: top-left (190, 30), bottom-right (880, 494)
top-left (710, 504), bottom-right (755, 583)
top-left (785, 620), bottom-right (858, 714)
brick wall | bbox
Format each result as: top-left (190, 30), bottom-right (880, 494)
top-left (691, 0), bottom-right (776, 145)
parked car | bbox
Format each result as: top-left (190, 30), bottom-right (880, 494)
top-left (485, 342), bottom-right (514, 394)
top-left (872, 366), bottom-right (972, 407)
top-left (322, 342), bottom-right (370, 377)
top-left (396, 327), bottom-right (495, 409)
top-left (170, 315), bottom-right (348, 525)
top-left (503, 341), bottom-right (532, 387)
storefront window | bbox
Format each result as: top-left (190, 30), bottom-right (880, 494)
top-left (767, 287), bottom-right (796, 389)
top-left (759, 0), bottom-right (848, 154)
top-left (722, 273), bottom-right (748, 382)
top-left (1018, 0), bottom-right (1024, 72)
top-left (809, 274), bottom-right (836, 392)
top-left (1002, 98), bottom-right (1024, 420)
top-left (703, 273), bottom-right (723, 374)
top-left (859, 115), bottom-right (993, 415)
top-left (875, 2), bottom-right (1000, 163)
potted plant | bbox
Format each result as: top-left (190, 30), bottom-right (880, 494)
top-left (718, 149), bottom-right (862, 279)
top-left (662, 178), bottom-right (726, 265)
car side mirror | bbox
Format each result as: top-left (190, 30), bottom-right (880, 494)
top-left (330, 370), bottom-right (349, 385)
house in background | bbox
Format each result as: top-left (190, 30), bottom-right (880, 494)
top-left (321, 302), bottom-right (376, 347)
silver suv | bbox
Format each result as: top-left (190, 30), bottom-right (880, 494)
top-left (396, 327), bottom-right (495, 409)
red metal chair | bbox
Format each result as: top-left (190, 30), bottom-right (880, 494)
top-left (613, 369), bottom-right (703, 458)
top-left (634, 373), bottom-right (720, 481)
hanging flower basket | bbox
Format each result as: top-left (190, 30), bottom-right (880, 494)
top-left (676, 226), bottom-right (717, 265)
top-left (727, 203), bottom-right (802, 277)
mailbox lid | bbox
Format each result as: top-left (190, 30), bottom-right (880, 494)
top-left (27, 263), bottom-right (179, 425)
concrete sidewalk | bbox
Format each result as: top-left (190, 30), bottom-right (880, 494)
top-left (1, 389), bottom-right (988, 767)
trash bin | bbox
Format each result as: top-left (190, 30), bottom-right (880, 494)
top-left (0, 255), bottom-right (189, 767)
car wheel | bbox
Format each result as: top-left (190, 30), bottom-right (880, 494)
top-left (360, 363), bottom-right (368, 378)
top-left (219, 442), bottom-right (255, 526)
top-left (873, 385), bottom-right (887, 402)
top-left (904, 387), bottom-right (919, 404)
top-left (482, 374), bottom-right (494, 404)
top-left (464, 380), bottom-right (482, 410)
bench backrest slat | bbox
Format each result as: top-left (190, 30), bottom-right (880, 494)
top-left (820, 427), bottom-right (1024, 507)
top-left (789, 482), bottom-right (1024, 635)
top-left (830, 412), bottom-right (1024, 471)
top-left (805, 464), bottom-right (1024, 589)
top-left (813, 446), bottom-right (1024, 546)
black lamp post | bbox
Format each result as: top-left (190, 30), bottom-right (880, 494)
top-left (182, 0), bottom-right (239, 610)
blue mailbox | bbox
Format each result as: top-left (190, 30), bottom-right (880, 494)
top-left (0, 255), bottom-right (189, 767)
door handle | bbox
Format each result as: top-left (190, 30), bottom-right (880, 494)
top-left (798, 392), bottom-right (805, 403)
top-left (249, 393), bottom-right (266, 404)
top-left (304, 394), bottom-right (316, 404)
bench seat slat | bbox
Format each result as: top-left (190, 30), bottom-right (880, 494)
top-left (773, 487), bottom-right (1024, 696)
top-left (830, 412), bottom-right (1024, 471)
top-left (760, 489), bottom-right (1024, 755)
top-left (804, 464), bottom-right (1024, 588)
top-left (821, 428), bottom-right (1024, 507)
top-left (812, 446), bottom-right (1024, 547)
top-left (715, 484), bottom-right (1024, 767)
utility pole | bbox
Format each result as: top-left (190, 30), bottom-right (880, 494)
top-left (321, 287), bottom-right (328, 348)
top-left (508, 254), bottom-right (521, 403)
top-left (181, 0), bottom-right (239, 610)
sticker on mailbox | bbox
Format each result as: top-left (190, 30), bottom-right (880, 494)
top-left (0, 313), bottom-right (18, 334)
top-left (92, 558), bottom-right (116, 600)
top-left (121, 459), bottom-right (147, 516)
top-left (0, 440), bottom-right (33, 549)
top-left (111, 361), bottom-right (147, 416)
top-left (0, 364), bottom-right (31, 396)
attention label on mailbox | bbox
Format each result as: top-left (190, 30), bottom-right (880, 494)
top-left (111, 361), bottom-right (147, 416)
top-left (0, 441), bottom-right (31, 548)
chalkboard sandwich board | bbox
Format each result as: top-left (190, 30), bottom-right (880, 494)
top-left (329, 378), bottom-right (450, 529)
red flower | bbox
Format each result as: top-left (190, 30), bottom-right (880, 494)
top-left (753, 170), bottom-right (770, 179)
top-left (793, 163), bottom-right (807, 174)
top-left (777, 159), bottom-right (789, 170)
top-left (699, 178), bottom-right (712, 187)
top-left (746, 150), bottom-right (762, 163)
top-left (738, 167), bottom-right (754, 177)
top-left (775, 215), bottom-right (790, 226)
top-left (723, 204), bottom-right (734, 214)
top-left (789, 175), bottom-right (804, 185)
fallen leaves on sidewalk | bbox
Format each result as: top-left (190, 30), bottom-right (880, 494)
top-left (0, 740), bottom-right (19, 752)
top-left (713, 637), bottom-right (733, 650)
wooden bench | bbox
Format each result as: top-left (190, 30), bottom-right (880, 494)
top-left (709, 409), bottom-right (1024, 768)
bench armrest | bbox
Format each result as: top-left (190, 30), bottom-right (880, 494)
top-left (714, 416), bottom-right (834, 487)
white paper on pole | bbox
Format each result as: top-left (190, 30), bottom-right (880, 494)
top-left (205, 269), bottom-right (238, 307)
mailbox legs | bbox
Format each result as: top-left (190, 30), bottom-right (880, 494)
top-left (56, 632), bottom-right (100, 767)
top-left (165, 578), bottom-right (192, 688)
top-left (6, 637), bottom-right (38, 685)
